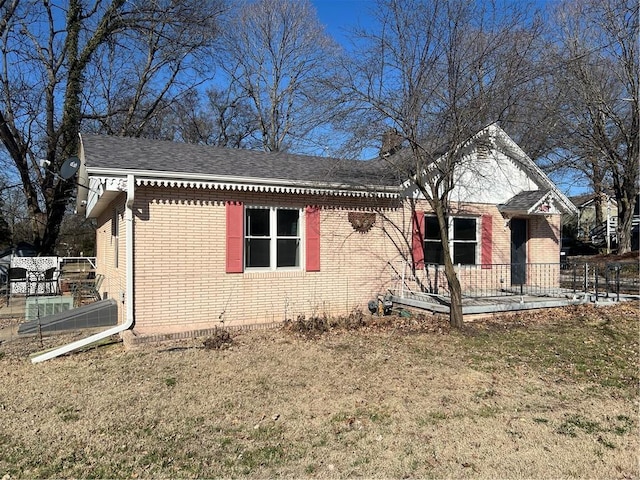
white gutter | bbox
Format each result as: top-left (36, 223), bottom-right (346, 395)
top-left (86, 167), bottom-right (403, 195)
top-left (32, 174), bottom-right (136, 363)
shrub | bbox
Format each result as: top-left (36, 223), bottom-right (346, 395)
top-left (284, 309), bottom-right (371, 337)
top-left (203, 329), bottom-right (233, 350)
top-left (334, 309), bottom-right (367, 330)
top-left (285, 314), bottom-right (329, 337)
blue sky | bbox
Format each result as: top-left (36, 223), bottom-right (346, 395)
top-left (312, 0), bottom-right (374, 43)
top-left (311, 0), bottom-right (554, 44)
top-left (309, 0), bottom-right (589, 196)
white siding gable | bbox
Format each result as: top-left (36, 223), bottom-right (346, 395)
top-left (450, 148), bottom-right (539, 204)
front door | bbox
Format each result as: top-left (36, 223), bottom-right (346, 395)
top-left (511, 218), bottom-right (527, 285)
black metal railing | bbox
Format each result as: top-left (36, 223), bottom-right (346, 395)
top-left (396, 261), bottom-right (638, 300)
top-left (458, 263), bottom-right (563, 298)
top-left (562, 261), bottom-right (639, 300)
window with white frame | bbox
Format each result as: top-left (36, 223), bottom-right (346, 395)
top-left (423, 216), bottom-right (477, 265)
top-left (452, 217), bottom-right (477, 264)
top-left (245, 207), bottom-right (301, 269)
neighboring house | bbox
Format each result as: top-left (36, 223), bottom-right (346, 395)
top-left (568, 193), bottom-right (618, 247)
top-left (567, 193), bottom-right (639, 251)
top-left (76, 124), bottom-right (576, 336)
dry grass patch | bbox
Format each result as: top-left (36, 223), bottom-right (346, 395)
top-left (0, 302), bottom-right (637, 478)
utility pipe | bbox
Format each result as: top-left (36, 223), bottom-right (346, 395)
top-left (32, 174), bottom-right (136, 363)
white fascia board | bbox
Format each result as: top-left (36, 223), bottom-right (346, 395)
top-left (385, 124), bottom-right (578, 214)
top-left (85, 176), bottom-right (128, 218)
top-left (490, 126), bottom-right (578, 215)
top-left (85, 167), bottom-right (401, 198)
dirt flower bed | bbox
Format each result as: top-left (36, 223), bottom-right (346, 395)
top-left (283, 309), bottom-right (451, 338)
top-left (0, 302), bottom-right (638, 478)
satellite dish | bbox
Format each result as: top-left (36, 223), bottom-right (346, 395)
top-left (59, 156), bottom-right (80, 180)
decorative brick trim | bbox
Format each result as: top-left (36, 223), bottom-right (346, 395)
top-left (122, 321), bottom-right (282, 348)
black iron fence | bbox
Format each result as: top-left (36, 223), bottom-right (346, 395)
top-left (397, 261), bottom-right (639, 300)
top-left (561, 261), bottom-right (639, 300)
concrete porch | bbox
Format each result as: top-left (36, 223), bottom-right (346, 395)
top-left (390, 260), bottom-right (637, 315)
top-left (391, 289), bottom-right (590, 316)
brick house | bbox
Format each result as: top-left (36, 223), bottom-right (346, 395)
top-left (76, 124), bottom-right (576, 336)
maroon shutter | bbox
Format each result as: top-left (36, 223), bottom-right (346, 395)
top-left (305, 206), bottom-right (320, 272)
top-left (412, 211), bottom-right (425, 268)
top-left (481, 214), bottom-right (492, 269)
top-left (226, 201), bottom-right (244, 273)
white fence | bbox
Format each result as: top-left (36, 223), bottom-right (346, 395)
top-left (4, 256), bottom-right (97, 297)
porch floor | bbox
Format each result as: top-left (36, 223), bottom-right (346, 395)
top-left (391, 288), bottom-right (600, 315)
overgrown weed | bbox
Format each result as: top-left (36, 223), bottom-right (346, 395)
top-left (203, 329), bottom-right (233, 350)
top-left (283, 308), bottom-right (448, 338)
top-left (284, 309), bottom-right (369, 337)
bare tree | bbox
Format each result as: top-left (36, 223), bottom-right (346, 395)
top-left (0, 181), bottom-right (13, 248)
top-left (546, 0), bottom-right (638, 252)
top-left (0, 0), bottom-right (19, 38)
top-left (83, 1), bottom-right (225, 139)
top-left (166, 87), bottom-right (258, 148)
top-left (0, 181), bottom-right (28, 247)
top-left (0, 0), bottom-right (224, 254)
top-left (338, 0), bottom-right (548, 327)
top-left (215, 0), bottom-right (342, 153)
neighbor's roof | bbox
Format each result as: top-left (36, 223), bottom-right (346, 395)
top-left (569, 193), bottom-right (617, 208)
top-left (79, 134), bottom-right (399, 189)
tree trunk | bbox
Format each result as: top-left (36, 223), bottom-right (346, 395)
top-left (591, 165), bottom-right (604, 227)
top-left (444, 260), bottom-right (464, 328)
top-left (432, 195), bottom-right (464, 328)
top-left (615, 194), bottom-right (635, 254)
top-left (40, 183), bottom-right (75, 255)
top-left (617, 210), bottom-right (633, 253)
top-left (612, 171), bottom-right (638, 254)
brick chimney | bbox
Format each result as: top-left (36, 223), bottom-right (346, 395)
top-left (380, 129), bottom-right (403, 157)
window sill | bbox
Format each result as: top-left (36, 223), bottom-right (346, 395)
top-left (424, 263), bottom-right (480, 268)
top-left (242, 269), bottom-right (306, 278)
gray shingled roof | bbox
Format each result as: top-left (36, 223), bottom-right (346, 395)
top-left (499, 190), bottom-right (550, 212)
top-left (569, 193), bottom-right (617, 208)
top-left (80, 134), bottom-right (399, 188)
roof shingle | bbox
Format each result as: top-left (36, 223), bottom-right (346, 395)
top-left (80, 134), bottom-right (397, 187)
top-left (499, 190), bottom-right (549, 212)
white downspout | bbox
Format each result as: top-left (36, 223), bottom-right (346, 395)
top-left (124, 173), bottom-right (135, 331)
top-left (32, 174), bottom-right (136, 363)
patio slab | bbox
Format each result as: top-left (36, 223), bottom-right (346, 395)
top-left (391, 290), bottom-right (591, 315)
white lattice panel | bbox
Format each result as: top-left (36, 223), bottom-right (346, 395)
top-left (9, 256), bottom-right (60, 295)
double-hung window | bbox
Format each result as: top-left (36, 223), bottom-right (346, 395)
top-left (424, 215), bottom-right (444, 264)
top-left (245, 207), bottom-right (301, 269)
top-left (423, 216), bottom-right (478, 265)
top-left (452, 217), bottom-right (477, 264)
